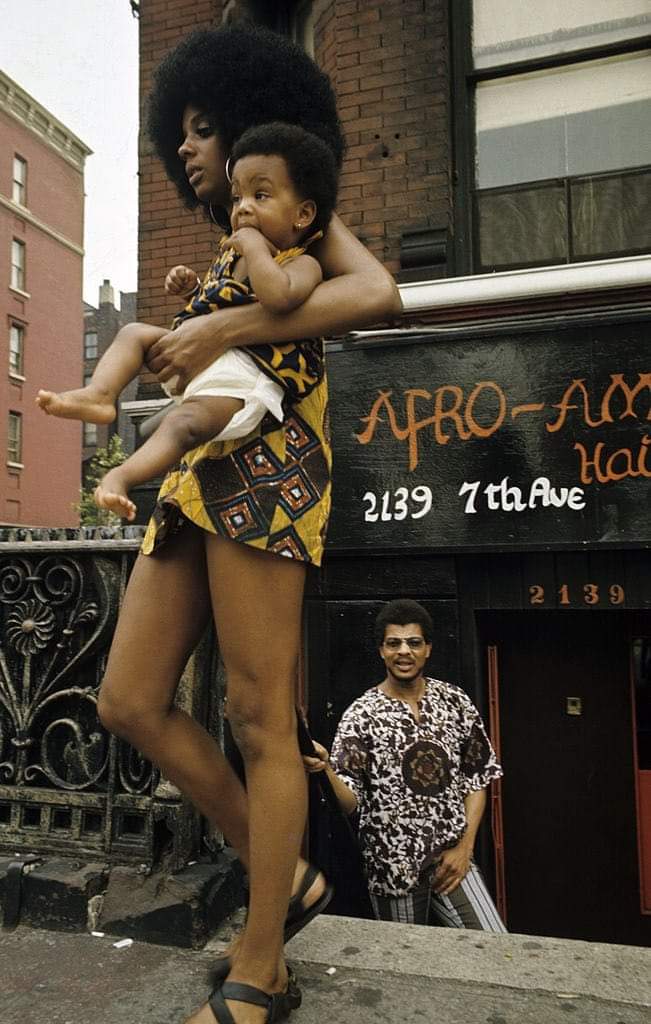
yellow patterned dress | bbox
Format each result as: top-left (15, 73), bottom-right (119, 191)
top-left (141, 240), bottom-right (331, 565)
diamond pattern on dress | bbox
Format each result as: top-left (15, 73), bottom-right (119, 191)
top-left (234, 439), bottom-right (284, 484)
top-left (217, 494), bottom-right (267, 541)
top-left (279, 470), bottom-right (318, 521)
top-left (285, 414), bottom-right (320, 456)
top-left (268, 526), bottom-right (310, 561)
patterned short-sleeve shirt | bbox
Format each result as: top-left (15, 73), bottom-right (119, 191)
top-left (330, 678), bottom-right (503, 897)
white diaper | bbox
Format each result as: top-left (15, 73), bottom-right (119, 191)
top-left (162, 348), bottom-right (284, 442)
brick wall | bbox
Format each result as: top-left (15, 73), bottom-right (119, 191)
top-left (0, 108), bottom-right (84, 527)
top-left (314, 0), bottom-right (450, 273)
top-left (138, 0), bottom-right (223, 332)
top-left (138, 0), bottom-right (451, 321)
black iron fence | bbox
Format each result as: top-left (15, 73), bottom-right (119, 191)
top-left (0, 530), bottom-right (214, 870)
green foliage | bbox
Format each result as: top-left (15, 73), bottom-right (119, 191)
top-left (77, 434), bottom-right (127, 526)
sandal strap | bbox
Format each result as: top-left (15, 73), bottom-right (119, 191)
top-left (209, 981), bottom-right (298, 1024)
top-left (220, 982), bottom-right (271, 1008)
top-left (208, 987), bottom-right (236, 1024)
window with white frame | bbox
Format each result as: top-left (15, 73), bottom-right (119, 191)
top-left (470, 1), bottom-right (651, 271)
top-left (82, 422), bottom-right (98, 446)
top-left (12, 156), bottom-right (27, 206)
top-left (9, 323), bottom-right (24, 376)
top-left (84, 331), bottom-right (98, 359)
top-left (7, 412), bottom-right (22, 464)
top-left (81, 374), bottom-right (98, 444)
top-left (11, 239), bottom-right (26, 291)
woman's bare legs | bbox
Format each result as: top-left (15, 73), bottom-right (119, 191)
top-left (97, 525), bottom-right (250, 860)
top-left (98, 525), bottom-right (323, 1022)
top-left (186, 534), bottom-right (308, 1024)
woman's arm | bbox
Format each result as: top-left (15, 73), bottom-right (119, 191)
top-left (147, 214), bottom-right (402, 391)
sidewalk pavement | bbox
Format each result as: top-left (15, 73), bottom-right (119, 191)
top-left (3, 913), bottom-right (650, 1024)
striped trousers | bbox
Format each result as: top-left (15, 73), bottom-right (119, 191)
top-left (369, 862), bottom-right (507, 931)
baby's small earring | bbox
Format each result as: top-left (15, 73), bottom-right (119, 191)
top-left (294, 222), bottom-right (303, 231)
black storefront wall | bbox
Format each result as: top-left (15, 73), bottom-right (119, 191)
top-left (306, 311), bottom-right (651, 944)
top-left (327, 316), bottom-right (650, 553)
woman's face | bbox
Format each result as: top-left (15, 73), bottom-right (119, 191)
top-left (178, 105), bottom-right (229, 207)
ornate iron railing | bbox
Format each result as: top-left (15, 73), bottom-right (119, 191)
top-left (0, 530), bottom-right (210, 868)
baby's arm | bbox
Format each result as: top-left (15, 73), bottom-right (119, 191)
top-left (230, 227), bottom-right (322, 314)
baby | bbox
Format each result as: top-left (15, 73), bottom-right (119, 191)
top-left (37, 123), bottom-right (338, 520)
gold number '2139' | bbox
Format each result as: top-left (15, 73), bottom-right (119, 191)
top-left (528, 584), bottom-right (625, 606)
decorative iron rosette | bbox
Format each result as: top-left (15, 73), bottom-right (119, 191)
top-left (5, 600), bottom-right (56, 656)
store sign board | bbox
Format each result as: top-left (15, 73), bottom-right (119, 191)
top-left (326, 321), bottom-right (651, 550)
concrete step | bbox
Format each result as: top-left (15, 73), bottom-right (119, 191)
top-left (3, 915), bottom-right (650, 1023)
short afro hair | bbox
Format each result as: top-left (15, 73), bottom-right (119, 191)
top-left (374, 600), bottom-right (434, 646)
top-left (231, 123), bottom-right (338, 234)
top-left (147, 25), bottom-right (345, 211)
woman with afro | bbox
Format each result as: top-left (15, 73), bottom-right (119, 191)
top-left (96, 23), bottom-right (400, 1024)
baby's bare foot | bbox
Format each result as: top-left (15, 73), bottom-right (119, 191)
top-left (36, 386), bottom-right (116, 424)
top-left (94, 469), bottom-right (136, 522)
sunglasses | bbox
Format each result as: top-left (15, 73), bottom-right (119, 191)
top-left (383, 637), bottom-right (427, 651)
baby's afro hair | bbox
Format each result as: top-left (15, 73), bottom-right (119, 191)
top-left (231, 123), bottom-right (338, 235)
top-left (147, 24), bottom-right (345, 211)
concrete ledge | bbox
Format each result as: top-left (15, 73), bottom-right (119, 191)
top-left (284, 915), bottom-right (651, 1007)
top-left (0, 853), bottom-right (245, 948)
top-left (2, 917), bottom-right (650, 1023)
top-left (0, 858), bottom-right (107, 932)
top-left (98, 852), bottom-right (245, 949)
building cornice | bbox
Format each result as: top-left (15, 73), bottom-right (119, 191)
top-left (398, 255), bottom-right (651, 316)
top-left (0, 194), bottom-right (84, 257)
top-left (0, 70), bottom-right (92, 171)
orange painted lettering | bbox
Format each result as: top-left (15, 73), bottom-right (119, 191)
top-left (546, 379), bottom-right (606, 433)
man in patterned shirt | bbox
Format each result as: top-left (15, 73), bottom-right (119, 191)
top-left (305, 599), bottom-right (506, 929)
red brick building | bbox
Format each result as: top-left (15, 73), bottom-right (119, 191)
top-left (0, 71), bottom-right (91, 526)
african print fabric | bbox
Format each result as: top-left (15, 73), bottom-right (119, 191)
top-left (172, 238), bottom-right (324, 402)
top-left (141, 239), bottom-right (331, 565)
top-left (330, 679), bottom-right (502, 897)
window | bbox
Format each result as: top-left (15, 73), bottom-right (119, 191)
top-left (11, 239), bottom-right (25, 291)
top-left (9, 323), bottom-right (24, 376)
top-left (12, 155), bottom-right (27, 206)
top-left (7, 412), bottom-right (22, 464)
top-left (82, 373), bottom-right (97, 444)
top-left (464, 2), bottom-right (651, 272)
top-left (83, 422), bottom-right (98, 446)
top-left (84, 331), bottom-right (98, 359)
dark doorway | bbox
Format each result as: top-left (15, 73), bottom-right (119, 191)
top-left (480, 610), bottom-right (650, 946)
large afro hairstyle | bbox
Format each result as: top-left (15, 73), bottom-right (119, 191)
top-left (147, 24), bottom-right (345, 212)
top-left (230, 123), bottom-right (338, 235)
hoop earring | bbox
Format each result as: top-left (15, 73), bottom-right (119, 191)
top-left (225, 156), bottom-right (233, 184)
top-left (208, 202), bottom-right (220, 226)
